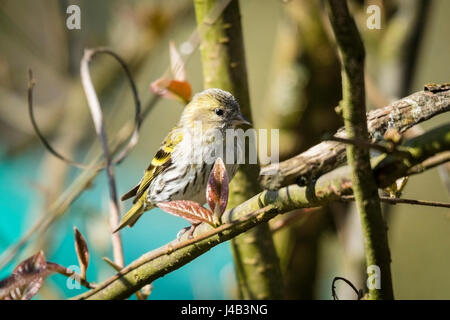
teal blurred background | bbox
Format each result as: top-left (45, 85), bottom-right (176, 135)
top-left (0, 0), bottom-right (449, 299)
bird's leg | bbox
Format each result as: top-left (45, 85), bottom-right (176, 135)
top-left (176, 223), bottom-right (200, 241)
top-left (187, 223), bottom-right (200, 239)
top-left (176, 226), bottom-right (191, 241)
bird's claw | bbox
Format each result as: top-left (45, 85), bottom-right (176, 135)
top-left (176, 226), bottom-right (191, 241)
top-left (176, 224), bottom-right (199, 241)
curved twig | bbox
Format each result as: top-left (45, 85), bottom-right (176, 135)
top-left (28, 70), bottom-right (87, 168)
top-left (331, 277), bottom-right (363, 300)
top-left (80, 48), bottom-right (128, 267)
top-left (27, 48), bottom-right (141, 170)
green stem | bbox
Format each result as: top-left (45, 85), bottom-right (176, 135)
top-left (193, 0), bottom-right (282, 299)
top-left (327, 0), bottom-right (394, 300)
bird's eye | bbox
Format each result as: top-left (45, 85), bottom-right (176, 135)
top-left (214, 108), bottom-right (224, 116)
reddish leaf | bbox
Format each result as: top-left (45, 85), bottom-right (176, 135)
top-left (151, 78), bottom-right (191, 103)
top-left (157, 200), bottom-right (215, 226)
top-left (167, 80), bottom-right (191, 102)
top-left (20, 277), bottom-right (44, 300)
top-left (206, 158), bottom-right (229, 224)
top-left (150, 41), bottom-right (192, 103)
top-left (73, 227), bottom-right (89, 280)
top-left (0, 251), bottom-right (49, 300)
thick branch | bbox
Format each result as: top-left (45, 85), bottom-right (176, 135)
top-left (327, 0), bottom-right (392, 300)
top-left (73, 123), bottom-right (450, 300)
top-left (260, 87), bottom-right (450, 190)
top-left (194, 0), bottom-right (282, 299)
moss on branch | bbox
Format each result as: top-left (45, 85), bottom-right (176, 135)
top-left (327, 0), bottom-right (393, 300)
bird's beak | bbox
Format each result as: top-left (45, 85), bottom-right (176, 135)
top-left (233, 114), bottom-right (251, 126)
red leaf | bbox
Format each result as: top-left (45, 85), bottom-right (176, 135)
top-left (167, 80), bottom-right (191, 102)
top-left (0, 251), bottom-right (49, 300)
top-left (12, 251), bottom-right (47, 275)
top-left (206, 158), bottom-right (229, 224)
top-left (157, 200), bottom-right (215, 226)
top-left (150, 79), bottom-right (192, 103)
top-left (74, 227), bottom-right (89, 280)
top-left (150, 41), bottom-right (192, 103)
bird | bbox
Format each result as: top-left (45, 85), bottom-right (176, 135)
top-left (114, 88), bottom-right (250, 233)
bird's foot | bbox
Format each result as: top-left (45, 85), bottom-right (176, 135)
top-left (176, 226), bottom-right (191, 241)
top-left (176, 224), bottom-right (200, 241)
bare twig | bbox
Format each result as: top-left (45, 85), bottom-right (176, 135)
top-left (27, 70), bottom-right (87, 169)
top-left (324, 135), bottom-right (411, 159)
top-left (340, 195), bottom-right (450, 209)
top-left (46, 262), bottom-right (96, 290)
top-left (407, 151), bottom-right (450, 176)
top-left (80, 48), bottom-right (126, 268)
top-left (28, 49), bottom-right (141, 170)
top-left (331, 277), bottom-right (363, 300)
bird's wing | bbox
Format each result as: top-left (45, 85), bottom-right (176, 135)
top-left (121, 128), bottom-right (183, 203)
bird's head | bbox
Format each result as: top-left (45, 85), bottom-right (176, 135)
top-left (179, 88), bottom-right (250, 130)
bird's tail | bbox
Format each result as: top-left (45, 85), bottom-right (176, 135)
top-left (113, 196), bottom-right (149, 233)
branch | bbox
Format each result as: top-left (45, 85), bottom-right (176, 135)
top-left (73, 123), bottom-right (449, 300)
top-left (194, 0), bottom-right (282, 299)
top-left (260, 87), bottom-right (450, 189)
top-left (326, 0), bottom-right (392, 300)
top-left (340, 196), bottom-right (450, 209)
top-left (80, 48), bottom-right (136, 268)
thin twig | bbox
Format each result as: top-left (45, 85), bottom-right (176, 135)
top-left (324, 135), bottom-right (411, 159)
top-left (331, 277), bottom-right (363, 300)
top-left (407, 151), bottom-right (450, 175)
top-left (80, 49), bottom-right (124, 268)
top-left (340, 195), bottom-right (450, 209)
top-left (28, 49), bottom-right (141, 170)
top-left (28, 70), bottom-right (87, 168)
top-left (46, 262), bottom-right (96, 290)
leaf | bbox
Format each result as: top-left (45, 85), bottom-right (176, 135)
top-left (169, 41), bottom-right (186, 81)
top-left (150, 41), bottom-right (192, 103)
top-left (157, 200), bottom-right (215, 226)
top-left (150, 78), bottom-right (192, 103)
top-left (0, 251), bottom-right (49, 300)
top-left (74, 227), bottom-right (89, 280)
top-left (206, 157), bottom-right (229, 224)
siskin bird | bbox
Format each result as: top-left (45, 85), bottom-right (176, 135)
top-left (114, 88), bottom-right (250, 232)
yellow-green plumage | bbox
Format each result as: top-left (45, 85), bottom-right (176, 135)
top-left (114, 88), bottom-right (249, 233)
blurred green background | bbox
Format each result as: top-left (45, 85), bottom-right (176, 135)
top-left (0, 0), bottom-right (448, 299)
